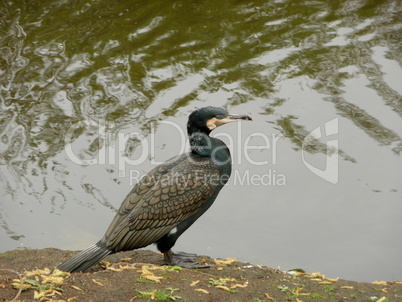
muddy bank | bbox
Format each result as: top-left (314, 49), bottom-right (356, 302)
top-left (0, 248), bottom-right (401, 301)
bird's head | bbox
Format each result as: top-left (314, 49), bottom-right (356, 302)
top-left (187, 106), bottom-right (252, 135)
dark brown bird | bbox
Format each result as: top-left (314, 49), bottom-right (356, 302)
top-left (58, 106), bottom-right (251, 272)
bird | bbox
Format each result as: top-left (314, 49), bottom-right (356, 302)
top-left (58, 106), bottom-right (252, 272)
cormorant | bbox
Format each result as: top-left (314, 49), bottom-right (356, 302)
top-left (58, 106), bottom-right (251, 272)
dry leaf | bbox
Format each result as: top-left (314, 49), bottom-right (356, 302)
top-left (92, 279), bottom-right (104, 286)
top-left (120, 257), bottom-right (133, 261)
top-left (340, 286), bottom-right (354, 289)
top-left (12, 282), bottom-right (32, 290)
top-left (213, 258), bottom-right (238, 266)
top-left (71, 285), bottom-right (82, 291)
top-left (100, 260), bottom-right (112, 267)
top-left (216, 285), bottom-right (231, 292)
top-left (190, 280), bottom-right (200, 286)
top-left (216, 267), bottom-right (223, 271)
top-left (265, 293), bottom-right (275, 300)
top-left (52, 269), bottom-right (69, 277)
top-left (219, 277), bottom-right (236, 283)
top-left (67, 297), bottom-right (78, 302)
top-left (194, 288), bottom-right (209, 294)
top-left (25, 268), bottom-right (51, 277)
top-left (107, 267), bottom-right (122, 272)
top-left (310, 272), bottom-right (325, 278)
top-left (372, 280), bottom-right (387, 285)
top-left (139, 266), bottom-right (164, 283)
top-left (319, 281), bottom-right (335, 285)
top-left (42, 275), bottom-right (64, 286)
top-left (231, 283), bottom-right (248, 289)
top-left (0, 284), bottom-right (5, 288)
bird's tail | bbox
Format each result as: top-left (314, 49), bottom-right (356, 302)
top-left (57, 242), bottom-right (112, 273)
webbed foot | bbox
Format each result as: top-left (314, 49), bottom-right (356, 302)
top-left (163, 249), bottom-right (210, 269)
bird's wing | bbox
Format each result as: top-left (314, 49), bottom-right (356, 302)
top-left (103, 156), bottom-right (220, 251)
top-left (102, 153), bottom-right (187, 241)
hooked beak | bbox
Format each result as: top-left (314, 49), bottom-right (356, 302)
top-left (216, 113), bottom-right (252, 126)
top-left (207, 113), bottom-right (252, 130)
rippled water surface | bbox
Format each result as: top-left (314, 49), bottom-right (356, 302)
top-left (1, 0), bottom-right (401, 282)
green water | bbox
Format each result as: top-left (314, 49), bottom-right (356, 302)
top-left (1, 0), bottom-right (401, 282)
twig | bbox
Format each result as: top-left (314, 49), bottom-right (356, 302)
top-left (0, 268), bottom-right (23, 302)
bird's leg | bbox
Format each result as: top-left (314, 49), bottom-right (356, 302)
top-left (163, 249), bottom-right (210, 269)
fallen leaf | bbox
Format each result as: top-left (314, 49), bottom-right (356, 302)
top-left (25, 268), bottom-right (51, 277)
top-left (92, 279), bottom-right (104, 287)
top-left (194, 288), bottom-right (209, 294)
top-left (100, 260), bottom-right (112, 268)
top-left (219, 277), bottom-right (236, 283)
top-left (120, 257), bottom-right (133, 261)
top-left (190, 280), bottom-right (200, 286)
top-left (52, 269), bottom-right (69, 277)
top-left (42, 275), bottom-right (64, 286)
top-left (340, 286), bottom-right (354, 289)
top-left (213, 258), bottom-right (238, 266)
top-left (12, 282), bottom-right (32, 290)
top-left (71, 285), bottom-right (82, 291)
top-left (0, 284), bottom-right (5, 288)
top-left (216, 285), bottom-right (231, 292)
top-left (231, 283), bottom-right (248, 289)
top-left (139, 266), bottom-right (164, 283)
top-left (265, 293), bottom-right (275, 300)
top-left (107, 267), bottom-right (122, 272)
top-left (319, 281), bottom-right (335, 285)
top-left (67, 297), bottom-right (78, 302)
top-left (377, 297), bottom-right (388, 302)
top-left (310, 272), bottom-right (325, 279)
top-left (372, 281), bottom-right (387, 285)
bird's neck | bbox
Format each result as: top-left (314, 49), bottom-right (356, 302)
top-left (188, 132), bottom-right (231, 166)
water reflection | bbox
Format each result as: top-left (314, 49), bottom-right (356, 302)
top-left (0, 0), bottom-right (401, 282)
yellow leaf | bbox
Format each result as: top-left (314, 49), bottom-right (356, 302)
top-left (219, 277), bottom-right (236, 283)
top-left (319, 281), bottom-right (334, 285)
top-left (142, 274), bottom-right (164, 283)
top-left (71, 285), bottom-right (82, 291)
top-left (340, 286), bottom-right (354, 289)
top-left (34, 290), bottom-right (46, 300)
top-left (12, 282), bottom-right (32, 290)
top-left (310, 278), bottom-right (323, 281)
top-left (0, 284), bottom-right (5, 288)
top-left (107, 267), bottom-right (122, 272)
top-left (310, 272), bottom-right (325, 278)
top-left (120, 257), bottom-right (133, 261)
top-left (216, 285), bottom-right (231, 292)
top-left (25, 268), bottom-right (51, 277)
top-left (190, 280), bottom-right (200, 286)
top-left (326, 277), bottom-right (338, 282)
top-left (42, 275), bottom-right (64, 286)
top-left (213, 258), bottom-right (238, 266)
top-left (265, 293), bottom-right (275, 300)
top-left (231, 283), bottom-right (248, 289)
top-left (377, 297), bottom-right (388, 302)
top-left (194, 288), bottom-right (209, 294)
top-left (92, 279), bottom-right (104, 286)
top-left (52, 269), bottom-right (70, 277)
top-left (372, 280), bottom-right (387, 285)
top-left (217, 267), bottom-right (223, 271)
top-left (67, 297), bottom-right (78, 302)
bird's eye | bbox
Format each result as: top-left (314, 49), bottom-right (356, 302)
top-left (215, 114), bottom-right (224, 119)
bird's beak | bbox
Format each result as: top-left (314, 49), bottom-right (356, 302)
top-left (215, 113), bottom-right (252, 127)
top-left (206, 113), bottom-right (252, 130)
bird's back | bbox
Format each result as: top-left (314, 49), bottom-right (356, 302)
top-left (99, 153), bottom-right (222, 252)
